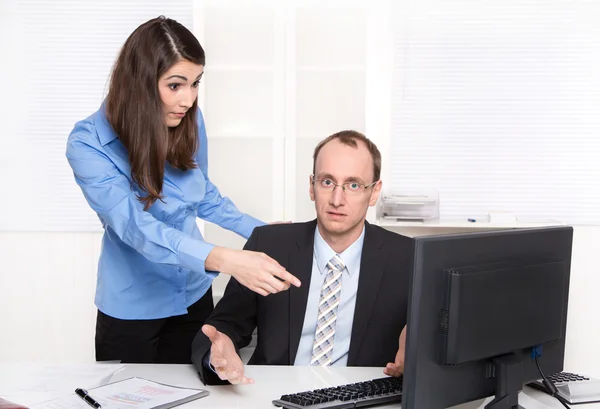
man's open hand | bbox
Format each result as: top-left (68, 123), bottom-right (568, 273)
top-left (202, 324), bottom-right (254, 385)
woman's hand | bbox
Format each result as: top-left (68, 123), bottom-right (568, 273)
top-left (206, 247), bottom-right (301, 296)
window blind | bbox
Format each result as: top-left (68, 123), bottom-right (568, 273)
top-left (390, 0), bottom-right (600, 225)
top-left (0, 0), bottom-right (192, 231)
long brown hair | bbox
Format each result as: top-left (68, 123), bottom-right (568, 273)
top-left (106, 16), bottom-right (205, 209)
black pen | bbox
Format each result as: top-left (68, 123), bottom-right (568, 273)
top-left (75, 388), bottom-right (102, 409)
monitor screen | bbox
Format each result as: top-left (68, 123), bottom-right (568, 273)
top-left (402, 226), bottom-right (573, 409)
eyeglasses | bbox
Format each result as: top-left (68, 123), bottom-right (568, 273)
top-left (311, 176), bottom-right (377, 195)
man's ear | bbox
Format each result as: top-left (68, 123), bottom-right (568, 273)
top-left (309, 175), bottom-right (315, 202)
top-left (368, 180), bottom-right (382, 207)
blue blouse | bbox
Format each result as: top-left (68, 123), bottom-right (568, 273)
top-left (66, 106), bottom-right (264, 319)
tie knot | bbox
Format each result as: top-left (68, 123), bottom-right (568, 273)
top-left (327, 254), bottom-right (345, 272)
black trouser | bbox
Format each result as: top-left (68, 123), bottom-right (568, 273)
top-left (95, 287), bottom-right (214, 364)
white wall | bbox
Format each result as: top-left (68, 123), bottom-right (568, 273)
top-left (0, 231), bottom-right (230, 362)
top-left (0, 232), bottom-right (101, 362)
top-left (564, 226), bottom-right (600, 375)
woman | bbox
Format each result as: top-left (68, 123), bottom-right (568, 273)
top-left (65, 16), bottom-right (300, 364)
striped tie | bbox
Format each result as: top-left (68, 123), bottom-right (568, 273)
top-left (310, 254), bottom-right (346, 366)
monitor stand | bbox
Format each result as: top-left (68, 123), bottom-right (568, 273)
top-left (485, 354), bottom-right (526, 409)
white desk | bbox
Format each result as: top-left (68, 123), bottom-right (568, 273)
top-left (113, 365), bottom-right (401, 409)
top-left (110, 364), bottom-right (599, 409)
top-left (2, 363), bottom-right (599, 409)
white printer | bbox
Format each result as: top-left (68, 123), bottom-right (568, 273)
top-left (380, 192), bottom-right (439, 221)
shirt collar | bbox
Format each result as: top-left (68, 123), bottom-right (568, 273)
top-left (313, 225), bottom-right (365, 277)
top-left (94, 101), bottom-right (119, 146)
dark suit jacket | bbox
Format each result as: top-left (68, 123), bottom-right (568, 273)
top-left (191, 220), bottom-right (414, 385)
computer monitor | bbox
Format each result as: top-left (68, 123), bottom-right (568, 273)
top-left (402, 226), bottom-right (573, 409)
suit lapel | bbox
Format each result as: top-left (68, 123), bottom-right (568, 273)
top-left (348, 222), bottom-right (386, 364)
top-left (288, 220), bottom-right (317, 364)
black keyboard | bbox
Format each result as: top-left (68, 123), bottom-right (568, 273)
top-left (272, 376), bottom-right (402, 409)
top-left (546, 371), bottom-right (590, 383)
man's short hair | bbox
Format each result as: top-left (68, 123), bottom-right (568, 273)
top-left (312, 130), bottom-right (382, 182)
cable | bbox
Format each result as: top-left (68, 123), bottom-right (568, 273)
top-left (534, 356), bottom-right (571, 409)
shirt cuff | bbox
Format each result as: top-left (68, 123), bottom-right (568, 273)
top-left (203, 351), bottom-right (217, 374)
top-left (236, 214), bottom-right (266, 239)
top-left (178, 236), bottom-right (216, 275)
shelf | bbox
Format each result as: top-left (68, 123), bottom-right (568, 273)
top-left (377, 219), bottom-right (564, 229)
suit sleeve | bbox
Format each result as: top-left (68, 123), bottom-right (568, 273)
top-left (191, 229), bottom-right (261, 385)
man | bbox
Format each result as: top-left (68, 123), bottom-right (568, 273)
top-left (191, 130), bottom-right (411, 385)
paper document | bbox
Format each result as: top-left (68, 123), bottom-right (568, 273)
top-left (30, 378), bottom-right (208, 409)
top-left (0, 363), bottom-right (125, 407)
